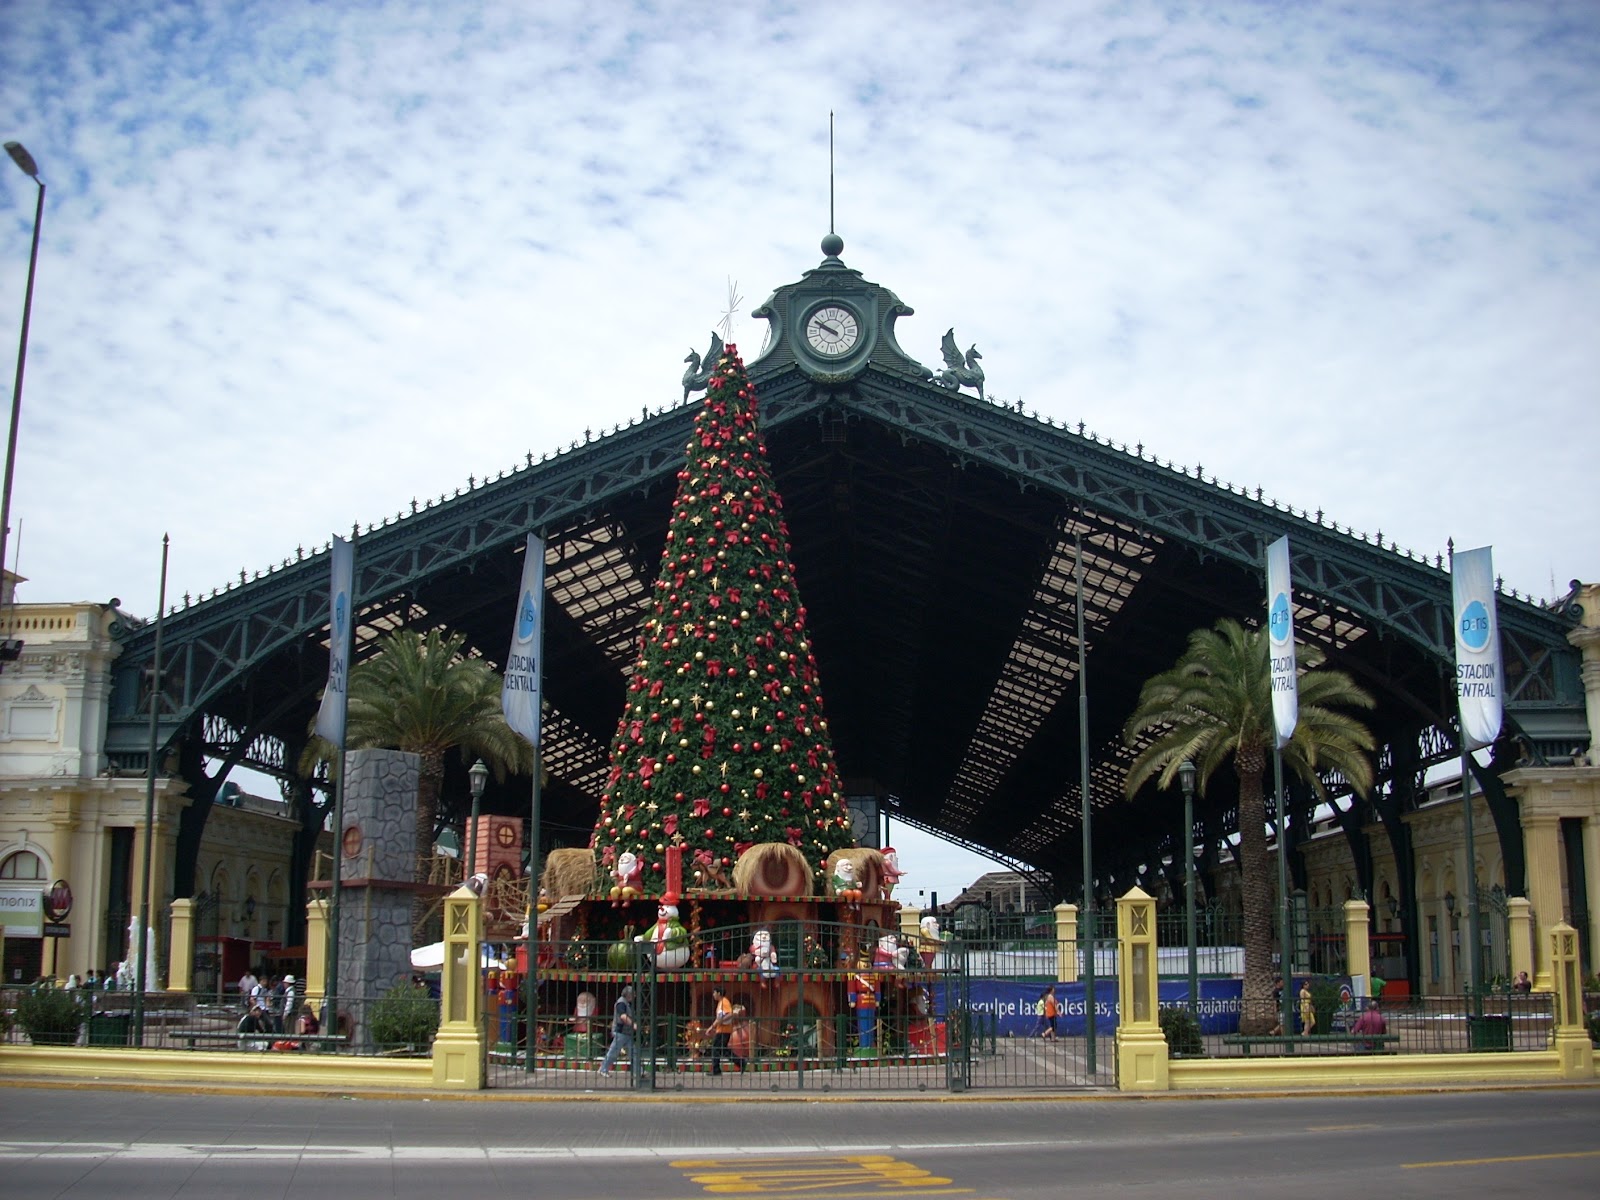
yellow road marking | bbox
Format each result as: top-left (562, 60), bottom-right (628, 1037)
top-left (1403, 1149), bottom-right (1600, 1169)
top-left (671, 1154), bottom-right (961, 1194)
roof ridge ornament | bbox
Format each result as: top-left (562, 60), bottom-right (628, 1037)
top-left (931, 328), bottom-right (985, 400)
top-left (682, 331), bottom-right (724, 401)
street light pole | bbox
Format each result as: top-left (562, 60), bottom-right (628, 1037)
top-left (466, 758), bottom-right (488, 882)
top-left (1178, 759), bottom-right (1198, 1021)
top-left (2, 141), bottom-right (44, 661)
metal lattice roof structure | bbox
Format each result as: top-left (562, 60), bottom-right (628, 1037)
top-left (106, 244), bottom-right (1586, 904)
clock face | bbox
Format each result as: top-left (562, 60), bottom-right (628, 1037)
top-left (804, 304), bottom-right (860, 357)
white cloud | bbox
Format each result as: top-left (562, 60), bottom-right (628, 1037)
top-left (2, 2), bottom-right (1595, 805)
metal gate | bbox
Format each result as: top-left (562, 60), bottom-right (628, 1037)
top-left (946, 929), bottom-right (1115, 1090)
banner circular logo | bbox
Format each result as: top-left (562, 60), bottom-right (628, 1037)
top-left (1268, 592), bottom-right (1292, 645)
top-left (1458, 598), bottom-right (1492, 653)
top-left (334, 591), bottom-right (348, 638)
top-left (44, 879), bottom-right (73, 922)
top-left (515, 590), bottom-right (538, 644)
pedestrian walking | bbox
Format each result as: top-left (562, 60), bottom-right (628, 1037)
top-left (598, 985), bottom-right (635, 1076)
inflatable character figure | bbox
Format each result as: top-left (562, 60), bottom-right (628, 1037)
top-left (636, 896), bottom-right (689, 970)
top-left (831, 857), bottom-right (862, 902)
top-left (848, 953), bottom-right (879, 1050)
top-left (881, 846), bottom-right (904, 897)
top-left (610, 850), bottom-right (643, 902)
top-left (750, 929), bottom-right (780, 982)
top-left (919, 914), bottom-right (943, 967)
top-left (873, 933), bottom-right (900, 970)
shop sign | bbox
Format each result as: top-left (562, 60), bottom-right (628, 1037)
top-left (0, 887), bottom-right (43, 937)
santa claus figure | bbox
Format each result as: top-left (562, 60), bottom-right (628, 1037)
top-left (919, 914), bottom-right (943, 968)
top-left (750, 929), bottom-right (780, 981)
top-left (881, 847), bottom-right (904, 897)
top-left (609, 851), bottom-right (643, 902)
top-left (873, 933), bottom-right (900, 970)
top-left (636, 896), bottom-right (689, 970)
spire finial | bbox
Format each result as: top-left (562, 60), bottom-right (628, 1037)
top-left (821, 112), bottom-right (844, 259)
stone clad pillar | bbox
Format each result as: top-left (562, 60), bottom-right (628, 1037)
top-left (1343, 899), bottom-right (1372, 995)
top-left (167, 898), bottom-right (195, 993)
top-left (1054, 903), bottom-right (1079, 983)
top-left (432, 884), bottom-right (486, 1089)
top-left (1114, 886), bottom-right (1168, 1091)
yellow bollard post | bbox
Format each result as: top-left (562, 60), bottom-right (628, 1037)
top-left (432, 883), bottom-right (486, 1089)
top-left (167, 898), bottom-right (195, 993)
top-left (1114, 886), bottom-right (1169, 1090)
top-left (1507, 897), bottom-right (1535, 990)
top-left (304, 897), bottom-right (329, 1009)
top-left (1548, 921), bottom-right (1595, 1079)
top-left (1344, 899), bottom-right (1371, 997)
top-left (1055, 903), bottom-right (1079, 984)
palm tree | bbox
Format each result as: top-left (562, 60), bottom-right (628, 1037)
top-left (1123, 618), bottom-right (1376, 1032)
top-left (310, 628), bottom-right (533, 880)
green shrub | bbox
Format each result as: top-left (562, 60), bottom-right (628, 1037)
top-left (368, 982), bottom-right (439, 1051)
top-left (1159, 1006), bottom-right (1204, 1056)
top-left (16, 985), bottom-right (86, 1045)
top-left (1309, 976), bottom-right (1343, 1034)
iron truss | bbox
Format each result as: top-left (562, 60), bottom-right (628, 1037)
top-left (106, 363), bottom-right (1584, 896)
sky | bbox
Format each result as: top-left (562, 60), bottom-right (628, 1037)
top-left (4, 1), bottom-right (1598, 902)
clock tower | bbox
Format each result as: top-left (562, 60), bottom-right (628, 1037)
top-left (746, 233), bottom-right (933, 386)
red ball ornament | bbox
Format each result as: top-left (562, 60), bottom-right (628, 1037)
top-left (721, 806), bottom-right (731, 816)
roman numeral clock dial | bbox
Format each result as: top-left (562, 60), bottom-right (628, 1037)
top-left (804, 304), bottom-right (860, 357)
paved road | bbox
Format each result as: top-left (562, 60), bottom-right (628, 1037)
top-left (2, 1085), bottom-right (1597, 1198)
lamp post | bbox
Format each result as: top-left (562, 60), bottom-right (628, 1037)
top-left (2, 141), bottom-right (44, 661)
top-left (1177, 759), bottom-right (1198, 1020)
top-left (466, 758), bottom-right (489, 882)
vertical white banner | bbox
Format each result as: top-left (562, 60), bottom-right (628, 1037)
top-left (1452, 545), bottom-right (1503, 750)
top-left (502, 533), bottom-right (546, 746)
top-left (313, 536), bottom-right (354, 749)
top-left (1266, 535), bottom-right (1298, 748)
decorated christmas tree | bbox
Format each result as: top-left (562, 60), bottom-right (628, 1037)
top-left (591, 346), bottom-right (856, 894)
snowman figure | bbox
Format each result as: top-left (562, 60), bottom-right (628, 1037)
top-left (609, 851), bottom-right (643, 902)
top-left (750, 928), bottom-right (780, 981)
top-left (636, 897), bottom-right (689, 970)
top-left (831, 857), bottom-right (861, 902)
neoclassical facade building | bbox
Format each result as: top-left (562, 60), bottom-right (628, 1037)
top-left (0, 586), bottom-right (299, 989)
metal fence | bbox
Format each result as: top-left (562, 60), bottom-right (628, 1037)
top-left (1208, 991), bottom-right (1557, 1056)
top-left (1, 984), bottom-right (437, 1057)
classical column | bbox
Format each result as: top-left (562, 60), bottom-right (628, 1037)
top-left (1548, 921), bottom-right (1595, 1080)
top-left (432, 883), bottom-right (486, 1089)
top-left (1507, 896), bottom-right (1535, 989)
top-left (1343, 899), bottom-right (1372, 995)
top-left (1114, 886), bottom-right (1168, 1091)
top-left (167, 898), bottom-right (195, 993)
top-left (1054, 903), bottom-right (1079, 983)
top-left (1520, 813), bottom-right (1563, 992)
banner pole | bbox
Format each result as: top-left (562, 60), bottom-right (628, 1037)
top-left (1074, 531), bottom-right (1095, 1074)
top-left (134, 533), bottom-right (169, 1044)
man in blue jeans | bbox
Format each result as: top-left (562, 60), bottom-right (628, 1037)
top-left (598, 985), bottom-right (634, 1076)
